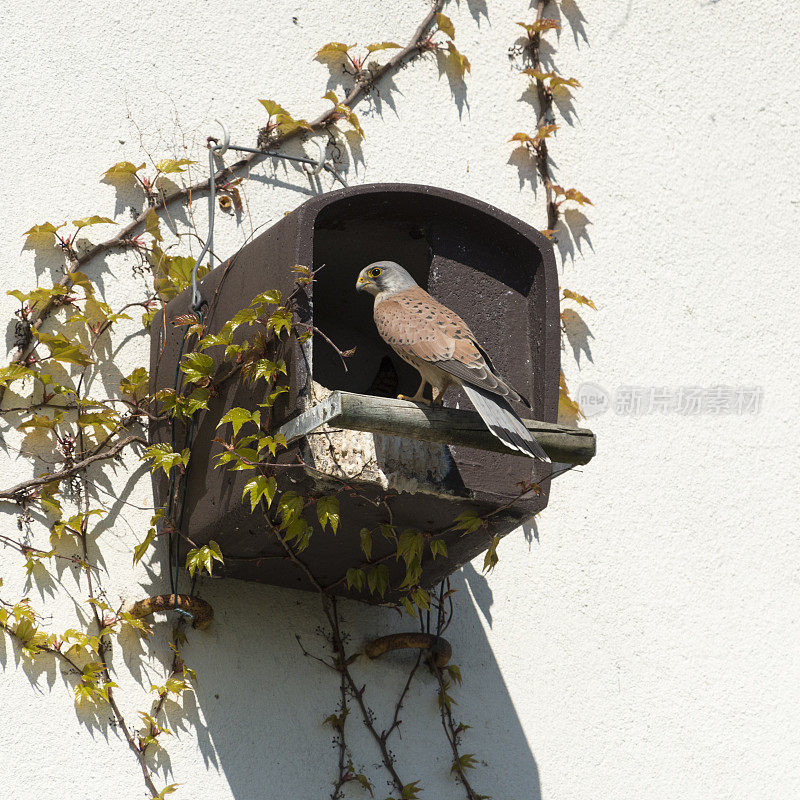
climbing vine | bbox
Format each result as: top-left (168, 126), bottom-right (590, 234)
top-left (1, 3), bottom-right (590, 799)
top-left (508, 0), bottom-right (595, 422)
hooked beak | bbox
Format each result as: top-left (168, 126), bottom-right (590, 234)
top-left (356, 275), bottom-right (371, 292)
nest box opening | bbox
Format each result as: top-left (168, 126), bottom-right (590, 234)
top-left (311, 202), bottom-right (433, 400)
top-left (309, 190), bottom-right (547, 411)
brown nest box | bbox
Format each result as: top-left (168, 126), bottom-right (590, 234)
top-left (149, 183), bottom-right (594, 602)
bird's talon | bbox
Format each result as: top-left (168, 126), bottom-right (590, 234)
top-left (398, 393), bottom-right (430, 405)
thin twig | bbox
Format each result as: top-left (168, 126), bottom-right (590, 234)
top-left (0, 435), bottom-right (147, 502)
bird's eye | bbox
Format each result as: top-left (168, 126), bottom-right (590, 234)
top-left (368, 268), bottom-right (382, 278)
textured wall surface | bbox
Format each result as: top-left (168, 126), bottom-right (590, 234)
top-left (1, 1), bottom-right (799, 798)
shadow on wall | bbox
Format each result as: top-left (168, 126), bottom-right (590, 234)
top-left (0, 476), bottom-right (540, 800)
top-left (173, 569), bottom-right (542, 800)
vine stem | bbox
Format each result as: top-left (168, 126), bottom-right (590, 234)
top-left (330, 665), bottom-right (350, 800)
top-left (0, 0), bottom-right (445, 408)
top-left (0, 435), bottom-right (146, 502)
top-left (323, 598), bottom-right (408, 796)
top-left (530, 0), bottom-right (559, 232)
top-left (269, 504), bottom-right (413, 795)
top-left (435, 667), bottom-right (482, 800)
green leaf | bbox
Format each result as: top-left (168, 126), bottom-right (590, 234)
top-left (429, 538), bottom-right (448, 559)
top-left (120, 367), bottom-right (150, 401)
top-left (411, 587), bottom-right (430, 611)
top-left (133, 528), bottom-right (157, 565)
top-left (77, 411), bottom-right (119, 432)
top-left (436, 12), bottom-right (455, 39)
top-left (179, 351), bottom-right (215, 384)
top-left (283, 517), bottom-right (313, 551)
top-left (17, 412), bottom-right (64, 431)
top-left (242, 475), bottom-right (277, 512)
top-left (184, 387), bottom-right (211, 417)
top-left (316, 495), bottom-right (339, 533)
top-left (315, 42), bottom-right (353, 60)
top-left (562, 288), bottom-right (597, 310)
top-left (446, 41), bottom-right (471, 78)
top-left (258, 99), bottom-right (289, 118)
top-left (483, 535), bottom-right (500, 572)
top-left (355, 773), bottom-right (374, 795)
top-left (396, 530), bottom-right (425, 565)
top-left (253, 358), bottom-right (286, 382)
top-left (217, 407), bottom-right (258, 436)
top-left (199, 332), bottom-right (231, 350)
top-left (185, 540), bottom-right (224, 577)
top-left (152, 247), bottom-right (208, 299)
top-left (452, 511), bottom-right (483, 534)
top-left (226, 307), bottom-right (258, 335)
top-left (345, 567), bottom-right (365, 591)
top-left (250, 288), bottom-right (282, 308)
top-left (36, 331), bottom-right (94, 366)
top-left (39, 481), bottom-right (62, 515)
top-left (367, 564), bottom-right (389, 598)
top-left (453, 753), bottom-right (478, 773)
top-left (72, 215), bottom-right (115, 229)
top-left (278, 491), bottom-right (304, 526)
top-left (365, 41), bottom-right (401, 54)
top-left (359, 528), bottom-right (372, 559)
top-left (0, 364), bottom-right (36, 387)
top-left (142, 443), bottom-right (190, 476)
top-left (102, 161), bottom-right (145, 180)
top-left (105, 161), bottom-right (145, 180)
top-left (268, 308), bottom-right (293, 336)
top-left (256, 433), bottom-right (287, 457)
top-left (446, 664), bottom-right (463, 686)
top-left (152, 784), bottom-right (180, 800)
top-left (259, 384), bottom-right (289, 408)
top-left (274, 114), bottom-right (313, 134)
top-left (23, 222), bottom-right (65, 243)
top-left (8, 286), bottom-right (65, 309)
top-left (401, 780), bottom-right (422, 800)
top-left (144, 207), bottom-right (163, 243)
top-left (156, 158), bottom-right (196, 174)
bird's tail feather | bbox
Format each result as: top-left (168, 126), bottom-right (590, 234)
top-left (462, 384), bottom-right (550, 462)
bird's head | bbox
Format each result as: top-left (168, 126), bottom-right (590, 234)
top-left (355, 261), bottom-right (418, 298)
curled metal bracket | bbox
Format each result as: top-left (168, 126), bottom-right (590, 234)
top-left (208, 118), bottom-right (230, 156)
top-left (125, 593), bottom-right (214, 630)
top-left (302, 139), bottom-right (327, 177)
top-left (365, 632), bottom-right (452, 668)
top-left (191, 122), bottom-right (230, 310)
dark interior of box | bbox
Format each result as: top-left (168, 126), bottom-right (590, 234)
top-left (311, 193), bottom-right (543, 410)
top-left (312, 213), bottom-right (435, 399)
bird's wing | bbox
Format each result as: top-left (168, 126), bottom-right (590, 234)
top-left (374, 287), bottom-right (527, 404)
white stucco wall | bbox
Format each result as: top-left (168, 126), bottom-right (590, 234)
top-left (2, 1), bottom-right (799, 798)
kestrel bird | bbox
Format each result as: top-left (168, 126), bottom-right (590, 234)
top-left (356, 261), bottom-right (549, 461)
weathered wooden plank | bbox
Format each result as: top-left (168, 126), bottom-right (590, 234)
top-left (276, 391), bottom-right (596, 466)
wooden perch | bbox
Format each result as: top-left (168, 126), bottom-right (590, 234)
top-left (276, 391), bottom-right (595, 466)
top-left (365, 633), bottom-right (452, 668)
